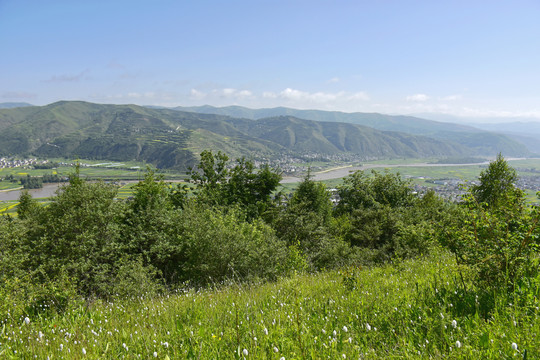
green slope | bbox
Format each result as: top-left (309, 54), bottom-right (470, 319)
top-left (0, 101), bottom-right (499, 168)
top-left (229, 116), bottom-right (466, 157)
top-left (176, 105), bottom-right (531, 156)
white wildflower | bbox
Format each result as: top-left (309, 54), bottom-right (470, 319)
top-left (24, 317), bottom-right (30, 325)
top-left (243, 348), bottom-right (249, 356)
top-left (451, 320), bottom-right (457, 328)
top-left (455, 340), bottom-right (461, 348)
top-left (511, 342), bottom-right (518, 351)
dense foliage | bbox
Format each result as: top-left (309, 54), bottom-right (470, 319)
top-left (1, 153), bottom-right (540, 316)
top-left (443, 154), bottom-right (540, 290)
top-left (2, 152), bottom-right (540, 357)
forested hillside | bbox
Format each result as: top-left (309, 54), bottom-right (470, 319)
top-left (0, 101), bottom-right (529, 170)
top-left (176, 104), bottom-right (532, 156)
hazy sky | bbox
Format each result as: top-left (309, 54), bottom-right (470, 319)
top-left (1, 0), bottom-right (540, 119)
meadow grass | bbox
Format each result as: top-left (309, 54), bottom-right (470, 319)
top-left (1, 249), bottom-right (537, 359)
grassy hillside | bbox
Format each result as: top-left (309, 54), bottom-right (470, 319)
top-left (2, 250), bottom-right (537, 358)
top-left (0, 101), bottom-right (484, 168)
top-left (230, 116), bottom-right (465, 157)
top-left (176, 105), bottom-right (531, 156)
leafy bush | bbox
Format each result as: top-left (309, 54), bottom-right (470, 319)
top-left (179, 204), bottom-right (288, 284)
top-left (444, 155), bottom-right (540, 290)
top-left (334, 170), bottom-right (440, 262)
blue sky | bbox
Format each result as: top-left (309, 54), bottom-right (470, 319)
top-left (1, 0), bottom-right (540, 119)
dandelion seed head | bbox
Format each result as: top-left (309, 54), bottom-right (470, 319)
top-left (511, 342), bottom-right (518, 351)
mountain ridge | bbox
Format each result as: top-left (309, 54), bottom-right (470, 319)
top-left (0, 101), bottom-right (531, 169)
top-left (174, 104), bottom-right (530, 156)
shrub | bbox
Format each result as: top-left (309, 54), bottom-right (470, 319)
top-left (444, 155), bottom-right (540, 290)
top-left (179, 204), bottom-right (288, 284)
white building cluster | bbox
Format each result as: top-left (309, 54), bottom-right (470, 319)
top-left (0, 158), bottom-right (48, 169)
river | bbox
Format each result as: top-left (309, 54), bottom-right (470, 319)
top-left (280, 161), bottom-right (492, 183)
top-left (0, 183), bottom-right (63, 201)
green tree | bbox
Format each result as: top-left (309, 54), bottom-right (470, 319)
top-left (188, 150), bottom-right (229, 204)
top-left (471, 153), bottom-right (523, 208)
top-left (334, 169), bottom-right (437, 262)
top-left (188, 150), bottom-right (282, 219)
top-left (226, 158), bottom-right (281, 219)
top-left (130, 167), bottom-right (172, 213)
top-left (273, 172), bottom-right (350, 270)
top-left (336, 169), bottom-right (414, 214)
top-left (17, 189), bottom-right (40, 220)
top-left (288, 171), bottom-right (333, 225)
top-left (21, 175), bottom-right (125, 295)
top-left (123, 168), bottom-right (185, 284)
top-left (445, 155), bottom-right (539, 290)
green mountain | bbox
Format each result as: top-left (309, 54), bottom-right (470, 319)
top-left (0, 101), bottom-right (523, 170)
top-left (175, 105), bottom-right (530, 156)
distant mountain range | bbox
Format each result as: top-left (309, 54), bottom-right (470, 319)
top-left (175, 105), bottom-right (532, 157)
top-left (0, 101), bottom-right (533, 170)
top-left (0, 102), bottom-right (34, 109)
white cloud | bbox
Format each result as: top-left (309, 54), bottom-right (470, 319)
top-left (406, 94), bottom-right (429, 102)
top-left (189, 89), bottom-right (206, 100)
top-left (328, 77), bottom-right (340, 83)
top-left (213, 88), bottom-right (253, 99)
top-left (348, 92), bottom-right (370, 101)
top-left (262, 91), bottom-right (277, 99)
top-left (441, 94), bottom-right (462, 101)
top-left (264, 88), bottom-right (369, 104)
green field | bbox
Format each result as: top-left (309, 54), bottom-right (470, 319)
top-left (0, 200), bottom-right (18, 215)
top-left (2, 250), bottom-right (537, 359)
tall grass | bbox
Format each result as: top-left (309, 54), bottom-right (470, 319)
top-left (1, 249), bottom-right (537, 359)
